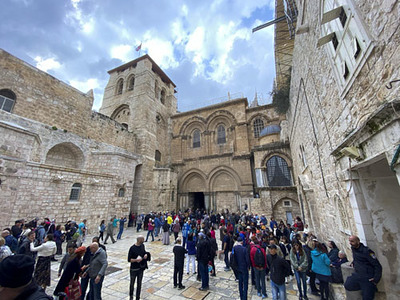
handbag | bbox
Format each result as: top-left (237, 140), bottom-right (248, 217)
top-left (65, 279), bottom-right (82, 300)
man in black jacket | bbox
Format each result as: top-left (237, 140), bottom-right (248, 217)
top-left (0, 255), bottom-right (52, 300)
top-left (266, 245), bottom-right (290, 300)
top-left (344, 235), bottom-right (382, 300)
top-left (196, 232), bottom-right (211, 291)
top-left (173, 238), bottom-right (187, 289)
top-left (128, 235), bottom-right (151, 300)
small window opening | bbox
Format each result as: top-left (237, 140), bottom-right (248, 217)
top-left (354, 38), bottom-right (361, 59)
top-left (343, 62), bottom-right (349, 80)
top-left (0, 89), bottom-right (16, 113)
top-left (128, 76), bottom-right (135, 91)
top-left (160, 89), bottom-right (166, 104)
top-left (117, 79), bottom-right (123, 95)
top-left (69, 183), bottom-right (82, 201)
top-left (217, 125), bottom-right (226, 144)
top-left (118, 188), bottom-right (125, 197)
top-left (193, 130), bottom-right (201, 148)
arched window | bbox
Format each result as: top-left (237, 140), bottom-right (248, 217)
top-left (253, 118), bottom-right (264, 138)
top-left (69, 183), bottom-right (82, 201)
top-left (217, 125), bottom-right (226, 144)
top-left (154, 80), bottom-right (159, 99)
top-left (155, 150), bottom-right (161, 162)
top-left (193, 130), bottom-right (200, 148)
top-left (116, 79), bottom-right (124, 95)
top-left (128, 76), bottom-right (135, 91)
top-left (0, 89), bottom-right (16, 113)
top-left (266, 156), bottom-right (292, 187)
top-left (118, 188), bottom-right (125, 197)
top-left (160, 88), bottom-right (166, 104)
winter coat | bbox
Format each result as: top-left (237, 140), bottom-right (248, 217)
top-left (289, 250), bottom-right (308, 272)
top-left (311, 249), bottom-right (332, 276)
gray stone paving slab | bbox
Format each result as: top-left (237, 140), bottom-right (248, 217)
top-left (47, 227), bottom-right (320, 299)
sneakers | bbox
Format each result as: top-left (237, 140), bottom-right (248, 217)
top-left (199, 287), bottom-right (209, 291)
top-left (262, 295), bottom-right (268, 299)
top-left (257, 292), bottom-right (261, 297)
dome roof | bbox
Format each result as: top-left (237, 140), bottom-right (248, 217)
top-left (260, 125), bottom-right (281, 137)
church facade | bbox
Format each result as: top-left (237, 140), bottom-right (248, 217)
top-left (0, 49), bottom-right (300, 230)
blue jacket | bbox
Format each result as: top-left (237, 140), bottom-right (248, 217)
top-left (186, 240), bottom-right (196, 255)
top-left (182, 223), bottom-right (190, 238)
top-left (311, 249), bottom-right (331, 276)
top-left (154, 217), bottom-right (162, 228)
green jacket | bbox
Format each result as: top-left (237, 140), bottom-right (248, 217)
top-left (290, 249), bottom-right (308, 271)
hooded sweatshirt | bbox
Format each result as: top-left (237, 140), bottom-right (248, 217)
top-left (311, 249), bottom-right (331, 276)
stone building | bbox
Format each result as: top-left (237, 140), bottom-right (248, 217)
top-left (171, 98), bottom-right (300, 221)
top-left (0, 49), bottom-right (142, 230)
top-left (278, 0), bottom-right (400, 297)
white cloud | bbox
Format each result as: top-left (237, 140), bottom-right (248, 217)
top-left (110, 44), bottom-right (133, 62)
top-left (144, 36), bottom-right (179, 69)
top-left (34, 56), bottom-right (61, 72)
top-left (69, 78), bottom-right (100, 93)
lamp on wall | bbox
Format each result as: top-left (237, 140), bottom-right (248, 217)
top-left (340, 146), bottom-right (363, 160)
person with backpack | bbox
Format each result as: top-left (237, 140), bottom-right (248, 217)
top-left (233, 237), bottom-right (250, 300)
top-left (250, 241), bottom-right (268, 298)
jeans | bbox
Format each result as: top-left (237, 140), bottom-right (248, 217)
top-left (129, 269), bottom-right (144, 300)
top-left (145, 230), bottom-right (154, 242)
top-left (154, 226), bottom-right (160, 237)
top-left (238, 271), bottom-right (249, 300)
top-left (182, 236), bottom-right (187, 249)
top-left (137, 223), bottom-right (142, 232)
top-left (254, 268), bottom-right (267, 296)
top-left (270, 280), bottom-right (286, 300)
top-left (117, 227), bottom-right (124, 239)
top-left (294, 270), bottom-right (307, 298)
top-left (198, 261), bottom-right (209, 288)
top-left (80, 275), bottom-right (89, 300)
top-left (224, 250), bottom-right (230, 269)
top-left (88, 276), bottom-right (104, 300)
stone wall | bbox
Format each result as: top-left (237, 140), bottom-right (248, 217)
top-left (287, 0), bottom-right (400, 297)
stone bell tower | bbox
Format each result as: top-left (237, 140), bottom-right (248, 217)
top-left (100, 55), bottom-right (178, 213)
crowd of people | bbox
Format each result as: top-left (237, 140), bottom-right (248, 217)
top-left (0, 209), bottom-right (383, 300)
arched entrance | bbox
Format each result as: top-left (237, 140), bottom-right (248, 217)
top-left (179, 170), bottom-right (207, 210)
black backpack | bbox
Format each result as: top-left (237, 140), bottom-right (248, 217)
top-left (254, 246), bottom-right (265, 268)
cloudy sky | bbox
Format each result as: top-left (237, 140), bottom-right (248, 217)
top-left (1, 0), bottom-right (276, 111)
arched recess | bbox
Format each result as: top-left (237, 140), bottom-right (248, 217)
top-left (261, 151), bottom-right (293, 168)
top-left (0, 89), bottom-right (17, 113)
top-left (179, 169), bottom-right (207, 192)
top-left (45, 142), bottom-right (84, 169)
top-left (115, 78), bottom-right (124, 95)
top-left (111, 104), bottom-right (130, 128)
top-left (273, 197), bottom-right (301, 224)
top-left (209, 166), bottom-right (241, 191)
top-left (179, 116), bottom-right (207, 136)
top-left (206, 110), bottom-right (237, 131)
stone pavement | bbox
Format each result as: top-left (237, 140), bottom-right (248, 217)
top-left (47, 227), bottom-right (320, 300)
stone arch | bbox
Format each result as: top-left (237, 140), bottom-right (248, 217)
top-left (179, 169), bottom-right (207, 192)
top-left (206, 110), bottom-right (237, 131)
top-left (179, 116), bottom-right (207, 136)
top-left (208, 166), bottom-right (241, 192)
top-left (111, 104), bottom-right (130, 128)
top-left (261, 151), bottom-right (293, 168)
top-left (45, 142), bottom-right (84, 169)
top-left (127, 74), bottom-right (135, 91)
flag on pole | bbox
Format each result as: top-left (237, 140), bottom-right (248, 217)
top-left (135, 43), bottom-right (142, 52)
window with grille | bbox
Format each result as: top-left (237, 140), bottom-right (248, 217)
top-left (253, 118), bottom-right (264, 138)
top-left (193, 130), bottom-right (200, 148)
top-left (0, 89), bottom-right (16, 113)
top-left (69, 183), bottom-right (82, 201)
top-left (283, 200), bottom-right (292, 207)
top-left (217, 125), bottom-right (226, 144)
top-left (118, 188), bottom-right (125, 197)
top-left (266, 156), bottom-right (292, 187)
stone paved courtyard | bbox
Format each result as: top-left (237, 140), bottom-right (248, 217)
top-left (47, 227), bottom-right (320, 300)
